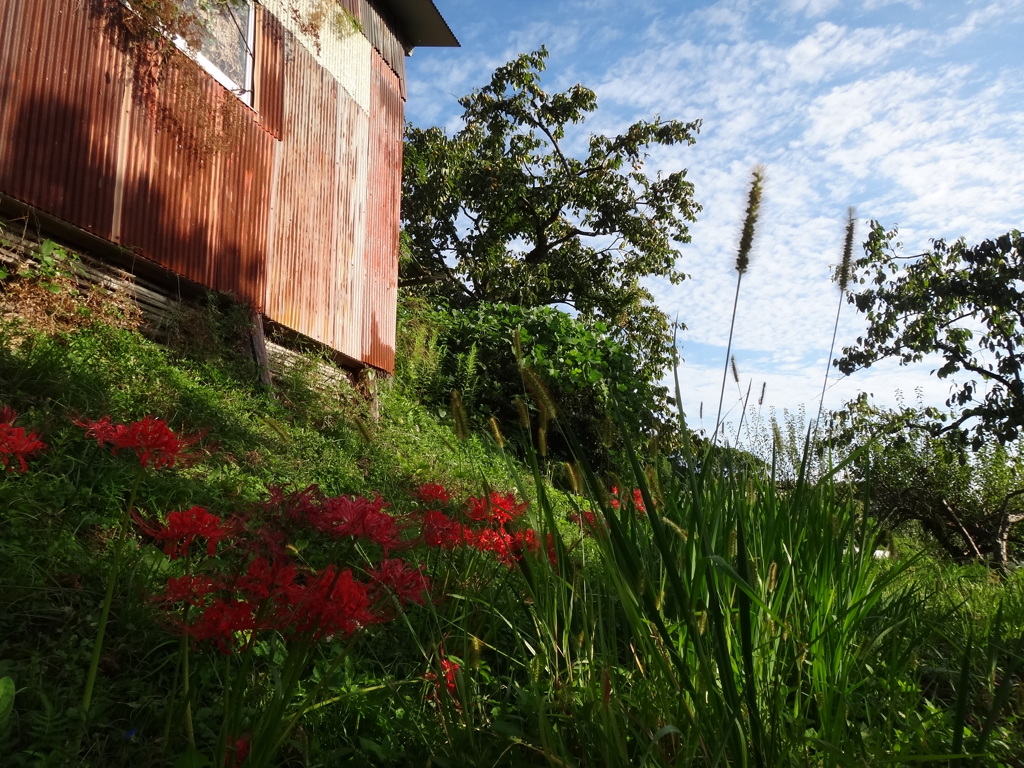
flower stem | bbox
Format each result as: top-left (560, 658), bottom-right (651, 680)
top-left (76, 466), bottom-right (143, 748)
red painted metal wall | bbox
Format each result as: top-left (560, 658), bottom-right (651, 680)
top-left (0, 0), bottom-right (121, 238)
top-left (0, 0), bottom-right (407, 373)
top-left (364, 51), bottom-right (403, 372)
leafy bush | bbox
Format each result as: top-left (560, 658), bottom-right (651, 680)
top-left (397, 299), bottom-right (676, 472)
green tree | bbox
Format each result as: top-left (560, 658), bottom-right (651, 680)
top-left (401, 47), bottom-right (702, 383)
top-left (836, 224), bottom-right (1024, 448)
top-left (832, 394), bottom-right (1024, 564)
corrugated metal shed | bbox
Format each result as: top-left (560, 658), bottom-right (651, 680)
top-left (0, 0), bottom-right (458, 374)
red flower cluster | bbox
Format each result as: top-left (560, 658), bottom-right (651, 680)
top-left (135, 506), bottom-right (232, 559)
top-left (264, 485), bottom-right (408, 553)
top-left (285, 566), bottom-right (379, 640)
top-left (416, 482), bottom-right (452, 506)
top-left (162, 574), bottom-right (222, 606)
top-left (609, 486), bottom-right (647, 514)
top-left (425, 656), bottom-right (461, 695)
top-left (76, 414), bottom-right (201, 470)
top-left (135, 481), bottom-right (450, 652)
top-left (570, 508), bottom-right (605, 534)
top-left (0, 406), bottom-right (46, 473)
top-left (419, 487), bottom-right (541, 568)
top-left (159, 556), bottom-right (387, 652)
top-left (368, 557), bottom-right (431, 609)
top-left (225, 734), bottom-right (250, 768)
top-left (465, 492), bottom-right (527, 527)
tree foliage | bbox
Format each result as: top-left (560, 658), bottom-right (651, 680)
top-left (401, 47), bottom-right (702, 380)
top-left (832, 394), bottom-right (1024, 564)
top-left (837, 224), bottom-right (1024, 448)
top-left (396, 299), bottom-right (677, 472)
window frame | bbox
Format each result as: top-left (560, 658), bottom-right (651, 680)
top-left (170, 0), bottom-right (257, 107)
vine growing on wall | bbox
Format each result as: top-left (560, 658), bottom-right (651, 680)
top-left (88, 0), bottom-right (362, 158)
top-left (89, 0), bottom-right (251, 158)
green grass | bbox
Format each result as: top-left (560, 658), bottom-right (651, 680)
top-left (1, 297), bottom-right (1022, 767)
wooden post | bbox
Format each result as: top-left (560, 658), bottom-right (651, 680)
top-left (360, 367), bottom-right (379, 422)
top-left (249, 308), bottom-right (274, 391)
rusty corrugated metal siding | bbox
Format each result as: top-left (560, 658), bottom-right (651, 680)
top-left (0, 0), bottom-right (410, 374)
top-left (362, 1), bottom-right (407, 97)
top-left (265, 35), bottom-right (344, 348)
top-left (0, 0), bottom-right (121, 236)
top-left (363, 50), bottom-right (403, 371)
top-left (255, 6), bottom-right (285, 138)
top-left (117, 55), bottom-right (273, 308)
top-left (332, 94), bottom-right (370, 359)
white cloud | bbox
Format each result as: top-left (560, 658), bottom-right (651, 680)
top-left (949, 0), bottom-right (1024, 43)
top-left (782, 0), bottom-right (842, 17)
top-left (784, 23), bottom-right (924, 83)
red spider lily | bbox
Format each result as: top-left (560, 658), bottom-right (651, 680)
top-left (468, 527), bottom-right (518, 567)
top-left (425, 656), bottom-right (461, 699)
top-left (546, 533), bottom-right (559, 569)
top-left (464, 492), bottom-right (526, 528)
top-left (632, 488), bottom-right (647, 514)
top-left (0, 405), bottom-right (16, 424)
top-left (416, 482), bottom-right (452, 506)
top-left (225, 733), bottom-right (250, 768)
top-left (609, 486), bottom-right (647, 514)
top-left (311, 494), bottom-right (404, 550)
top-left (234, 556), bottom-right (299, 604)
top-left (134, 506), bottom-right (232, 559)
top-left (162, 574), bottom-right (223, 607)
top-left (0, 420), bottom-right (46, 473)
top-left (75, 414), bottom-right (202, 470)
top-left (421, 510), bottom-right (473, 549)
top-left (474, 527), bottom-right (543, 568)
top-left (609, 486), bottom-right (621, 509)
top-left (187, 599), bottom-right (258, 653)
top-left (570, 509), bottom-right (608, 536)
top-left (263, 485), bottom-right (409, 552)
top-left (283, 566), bottom-right (380, 640)
top-left (368, 558), bottom-right (432, 609)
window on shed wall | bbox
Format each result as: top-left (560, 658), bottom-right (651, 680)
top-left (177, 0), bottom-right (256, 106)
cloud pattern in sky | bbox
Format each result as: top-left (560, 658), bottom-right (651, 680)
top-left (404, 0), bottom-right (1024, 439)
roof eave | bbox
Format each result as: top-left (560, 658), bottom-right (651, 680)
top-left (371, 0), bottom-right (460, 50)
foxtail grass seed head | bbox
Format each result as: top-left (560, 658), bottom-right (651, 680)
top-left (521, 366), bottom-right (557, 422)
top-left (514, 395), bottom-right (531, 430)
top-left (838, 206), bottom-right (856, 294)
top-left (488, 416), bottom-right (505, 448)
top-left (735, 165), bottom-right (765, 275)
top-left (469, 635), bottom-right (483, 669)
top-left (730, 355), bottom-right (740, 385)
top-left (767, 561), bottom-right (778, 592)
top-left (563, 461), bottom-right (582, 495)
top-left (538, 423), bottom-right (548, 458)
top-left (759, 382), bottom-right (766, 406)
top-left (451, 389), bottom-right (469, 442)
top-left (772, 420), bottom-right (784, 454)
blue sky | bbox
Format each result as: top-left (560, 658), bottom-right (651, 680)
top-left (403, 0), bottom-right (1024, 439)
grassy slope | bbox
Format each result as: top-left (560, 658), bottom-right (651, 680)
top-left (1, 286), bottom-right (1022, 767)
